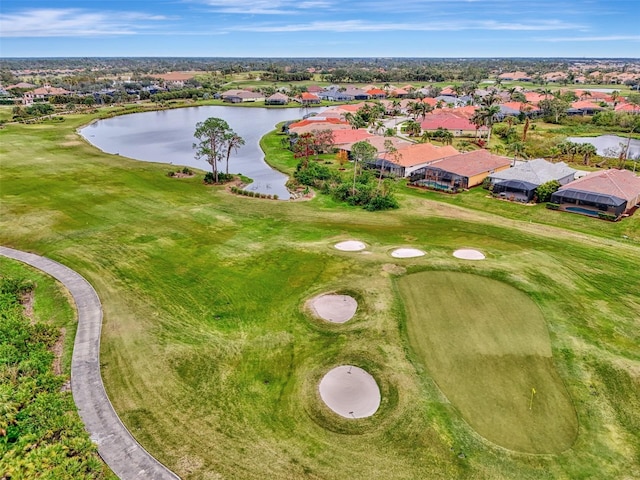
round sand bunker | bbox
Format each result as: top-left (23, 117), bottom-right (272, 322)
top-left (319, 366), bottom-right (381, 418)
top-left (334, 240), bottom-right (366, 252)
top-left (309, 294), bottom-right (358, 323)
top-left (453, 248), bottom-right (486, 260)
top-left (391, 248), bottom-right (425, 258)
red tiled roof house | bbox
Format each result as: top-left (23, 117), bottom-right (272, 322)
top-left (409, 150), bottom-right (512, 192)
top-left (550, 169), bottom-right (640, 219)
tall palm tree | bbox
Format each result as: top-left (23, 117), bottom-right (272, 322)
top-left (610, 90), bottom-right (621, 107)
top-left (579, 143), bottom-right (597, 166)
top-left (406, 101), bottom-right (419, 119)
top-left (472, 105), bottom-right (501, 144)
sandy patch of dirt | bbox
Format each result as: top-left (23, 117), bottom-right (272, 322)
top-left (52, 327), bottom-right (66, 376)
top-left (453, 248), bottom-right (486, 260)
top-left (307, 294), bottom-right (358, 323)
top-left (20, 290), bottom-right (35, 322)
top-left (318, 365), bottom-right (381, 418)
top-left (334, 240), bottom-right (366, 251)
top-left (382, 264), bottom-right (406, 275)
top-left (391, 248), bottom-right (425, 258)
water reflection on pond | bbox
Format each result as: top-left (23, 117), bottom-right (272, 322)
top-left (568, 135), bottom-right (640, 160)
top-left (80, 105), bottom-right (324, 199)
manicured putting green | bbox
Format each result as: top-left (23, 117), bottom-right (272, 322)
top-left (397, 271), bottom-right (577, 454)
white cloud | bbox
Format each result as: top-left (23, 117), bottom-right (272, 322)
top-left (232, 19), bottom-right (581, 33)
top-left (541, 35), bottom-right (640, 42)
top-left (198, 0), bottom-right (336, 14)
top-left (0, 8), bottom-right (168, 37)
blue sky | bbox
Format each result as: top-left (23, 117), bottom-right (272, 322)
top-left (1, 0), bottom-right (639, 58)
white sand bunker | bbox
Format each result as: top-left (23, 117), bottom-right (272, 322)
top-left (334, 240), bottom-right (366, 252)
top-left (453, 248), bottom-right (486, 260)
top-left (309, 294), bottom-right (358, 323)
top-left (319, 365), bottom-right (381, 419)
top-left (391, 248), bottom-right (425, 258)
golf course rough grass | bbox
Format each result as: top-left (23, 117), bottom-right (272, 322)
top-left (398, 271), bottom-right (578, 454)
top-left (2, 111), bottom-right (640, 479)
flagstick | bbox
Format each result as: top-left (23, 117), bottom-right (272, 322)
top-left (529, 388), bottom-right (536, 411)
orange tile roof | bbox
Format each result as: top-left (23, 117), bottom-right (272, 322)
top-left (571, 100), bottom-right (604, 110)
top-left (382, 143), bottom-right (459, 167)
top-left (615, 103), bottom-right (640, 112)
top-left (367, 88), bottom-right (387, 96)
top-left (524, 92), bottom-right (547, 104)
top-left (558, 169), bottom-right (640, 202)
top-left (300, 92), bottom-right (320, 100)
top-left (347, 135), bottom-right (412, 153)
top-left (427, 150), bottom-right (512, 177)
top-left (289, 123), bottom-right (351, 135)
top-left (439, 106), bottom-right (478, 119)
top-left (500, 101), bottom-right (540, 112)
top-left (420, 112), bottom-right (483, 131)
top-left (332, 129), bottom-right (374, 145)
top-left (31, 86), bottom-right (71, 95)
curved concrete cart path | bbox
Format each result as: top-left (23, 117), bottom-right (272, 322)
top-left (0, 247), bottom-right (180, 480)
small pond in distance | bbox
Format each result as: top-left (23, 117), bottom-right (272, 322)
top-left (568, 135), bottom-right (640, 160)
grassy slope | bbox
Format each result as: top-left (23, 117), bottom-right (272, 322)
top-left (1, 113), bottom-right (639, 479)
top-left (397, 271), bottom-right (577, 454)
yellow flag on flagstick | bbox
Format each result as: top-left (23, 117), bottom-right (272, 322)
top-left (529, 387), bottom-right (536, 410)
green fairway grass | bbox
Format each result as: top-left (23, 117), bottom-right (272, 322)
top-left (397, 271), bottom-right (578, 453)
top-left (1, 110), bottom-right (639, 479)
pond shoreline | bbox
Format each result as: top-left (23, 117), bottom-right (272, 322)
top-left (79, 104), bottom-right (324, 200)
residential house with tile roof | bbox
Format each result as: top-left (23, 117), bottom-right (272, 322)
top-left (265, 92), bottom-right (290, 105)
top-left (551, 169), bottom-right (640, 218)
top-left (420, 111), bottom-right (487, 137)
top-left (371, 142), bottom-right (459, 177)
top-left (409, 150), bottom-right (512, 192)
top-left (298, 92), bottom-right (321, 104)
top-left (487, 159), bottom-right (577, 202)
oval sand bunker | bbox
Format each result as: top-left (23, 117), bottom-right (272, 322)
top-left (319, 365), bottom-right (381, 418)
top-left (453, 248), bottom-right (486, 260)
top-left (309, 294), bottom-right (358, 323)
top-left (391, 248), bottom-right (425, 258)
top-left (334, 240), bottom-right (366, 252)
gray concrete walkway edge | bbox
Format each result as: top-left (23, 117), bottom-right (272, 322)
top-left (0, 246), bottom-right (180, 480)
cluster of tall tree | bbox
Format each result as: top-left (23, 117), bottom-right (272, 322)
top-left (193, 118), bottom-right (245, 183)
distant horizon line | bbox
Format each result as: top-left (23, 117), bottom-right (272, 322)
top-left (2, 56), bottom-right (640, 60)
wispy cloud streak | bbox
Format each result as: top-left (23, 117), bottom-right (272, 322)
top-left (0, 8), bottom-right (168, 37)
top-left (232, 19), bottom-right (582, 33)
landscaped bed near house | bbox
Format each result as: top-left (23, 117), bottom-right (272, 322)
top-left (1, 110), bottom-right (639, 479)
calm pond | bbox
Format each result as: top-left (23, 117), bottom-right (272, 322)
top-left (80, 105), bottom-right (324, 199)
top-left (568, 135), bottom-right (640, 160)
